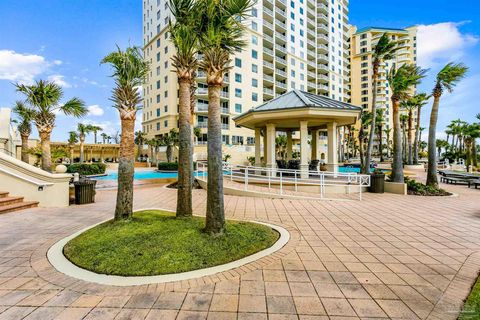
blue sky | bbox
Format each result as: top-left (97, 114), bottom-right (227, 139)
top-left (0, 0), bottom-right (479, 143)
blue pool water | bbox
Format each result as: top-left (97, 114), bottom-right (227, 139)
top-left (338, 166), bottom-right (390, 173)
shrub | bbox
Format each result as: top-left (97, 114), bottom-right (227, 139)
top-left (67, 163), bottom-right (107, 176)
top-left (157, 162), bottom-right (178, 171)
top-left (405, 176), bottom-right (451, 196)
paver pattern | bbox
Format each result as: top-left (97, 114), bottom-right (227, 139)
top-left (1, 171), bottom-right (480, 319)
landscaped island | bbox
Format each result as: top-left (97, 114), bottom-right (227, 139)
top-left (63, 210), bottom-right (279, 276)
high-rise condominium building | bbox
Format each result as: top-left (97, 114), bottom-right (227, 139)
top-left (142, 0), bottom-right (351, 145)
top-left (349, 26), bottom-right (418, 134)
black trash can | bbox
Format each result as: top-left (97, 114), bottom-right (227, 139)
top-left (73, 179), bottom-right (97, 204)
top-left (369, 173), bottom-right (385, 193)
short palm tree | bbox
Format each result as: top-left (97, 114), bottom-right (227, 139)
top-left (16, 80), bottom-right (87, 172)
top-left (134, 130), bottom-right (147, 160)
top-left (77, 123), bottom-right (93, 163)
top-left (384, 127), bottom-right (392, 158)
top-left (168, 0), bottom-right (200, 218)
top-left (426, 63), bottom-right (468, 187)
top-left (197, 0), bottom-right (253, 235)
top-left (463, 124), bottom-right (480, 171)
top-left (401, 99), bottom-right (416, 164)
top-left (387, 64), bottom-right (426, 183)
top-left (400, 114), bottom-right (409, 162)
top-left (364, 33), bottom-right (397, 174)
top-left (411, 93), bottom-right (430, 164)
top-left (436, 139), bottom-right (449, 158)
top-left (160, 129), bottom-right (179, 163)
top-left (101, 132), bottom-right (108, 144)
top-left (90, 126), bottom-right (103, 144)
top-left (67, 131), bottom-right (78, 163)
top-left (101, 46), bottom-right (149, 221)
top-left (358, 111), bottom-right (372, 172)
top-left (12, 101), bottom-right (35, 163)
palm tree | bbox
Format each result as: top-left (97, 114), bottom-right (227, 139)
top-left (16, 80), bottom-right (87, 172)
top-left (134, 130), bottom-right (147, 160)
top-left (160, 129), bottom-right (179, 163)
top-left (374, 109), bottom-right (385, 162)
top-left (399, 114), bottom-right (409, 163)
top-left (197, 0), bottom-right (253, 235)
top-left (12, 101), bottom-right (35, 163)
top-left (412, 93), bottom-right (430, 164)
top-left (436, 139), bottom-right (449, 158)
top-left (426, 63), bottom-right (468, 187)
top-left (384, 127), bottom-right (392, 158)
top-left (101, 46), bottom-right (149, 221)
top-left (147, 138), bottom-right (161, 165)
top-left (364, 33), bottom-right (397, 174)
top-left (387, 64), bottom-right (426, 183)
top-left (77, 123), bottom-right (93, 163)
top-left (169, 0), bottom-right (200, 218)
top-left (464, 124), bottom-right (480, 171)
top-left (90, 126), bottom-right (103, 144)
top-left (101, 132), bottom-right (108, 144)
top-left (67, 131), bottom-right (78, 163)
top-left (358, 111), bottom-right (372, 172)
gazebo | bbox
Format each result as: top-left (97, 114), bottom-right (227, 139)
top-left (233, 90), bottom-right (362, 177)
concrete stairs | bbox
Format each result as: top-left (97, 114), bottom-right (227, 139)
top-left (0, 191), bottom-right (39, 214)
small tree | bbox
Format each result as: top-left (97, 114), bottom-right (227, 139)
top-left (67, 131), bottom-right (78, 163)
top-left (12, 101), bottom-right (35, 163)
top-left (77, 123), bottom-right (93, 163)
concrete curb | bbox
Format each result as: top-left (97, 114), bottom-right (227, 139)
top-left (47, 208), bottom-right (290, 287)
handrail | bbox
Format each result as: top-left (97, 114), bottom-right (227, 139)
top-left (0, 166), bottom-right (54, 187)
top-left (196, 161), bottom-right (370, 201)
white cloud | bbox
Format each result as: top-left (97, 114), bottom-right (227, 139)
top-left (416, 22), bottom-right (479, 68)
top-left (81, 120), bottom-right (117, 135)
top-left (87, 104), bottom-right (104, 116)
top-left (47, 74), bottom-right (71, 88)
top-left (0, 50), bottom-right (51, 84)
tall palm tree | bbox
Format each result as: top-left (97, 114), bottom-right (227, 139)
top-left (101, 46), bottom-right (149, 221)
top-left (16, 80), bottom-right (87, 172)
top-left (426, 63), bottom-right (468, 187)
top-left (12, 101), bottom-right (35, 163)
top-left (67, 131), bottom-right (78, 163)
top-left (387, 64), bottom-right (426, 183)
top-left (436, 139), bottom-right (449, 158)
top-left (364, 33), bottom-right (397, 174)
top-left (400, 98), bottom-right (416, 164)
top-left (77, 123), bottom-right (93, 163)
top-left (160, 129), bottom-right (179, 163)
top-left (169, 0), bottom-right (200, 218)
top-left (412, 93), bottom-right (430, 164)
top-left (400, 114), bottom-right (409, 163)
top-left (463, 124), bottom-right (480, 171)
top-left (134, 130), bottom-right (147, 160)
top-left (90, 126), bottom-right (103, 144)
top-left (197, 0), bottom-right (253, 235)
top-left (374, 109), bottom-right (385, 162)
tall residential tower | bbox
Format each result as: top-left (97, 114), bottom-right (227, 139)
top-left (142, 0), bottom-right (351, 146)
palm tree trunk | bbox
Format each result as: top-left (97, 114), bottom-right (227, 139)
top-left (413, 106), bottom-right (421, 164)
top-left (473, 140), bottom-right (478, 167)
top-left (94, 132), bottom-right (97, 144)
top-left (205, 83), bottom-right (225, 235)
top-left (80, 139), bottom-right (85, 163)
top-left (408, 110), bottom-right (414, 165)
top-left (426, 95), bottom-right (441, 187)
top-left (70, 147), bottom-right (74, 164)
top-left (176, 78), bottom-right (193, 218)
top-left (378, 125), bottom-right (384, 162)
top-left (115, 117), bottom-right (135, 220)
top-left (392, 99), bottom-right (404, 183)
top-left (166, 145), bottom-right (173, 162)
top-left (20, 134), bottom-right (29, 163)
top-left (364, 66), bottom-right (379, 174)
top-left (39, 131), bottom-right (52, 172)
top-left (359, 131), bottom-right (365, 172)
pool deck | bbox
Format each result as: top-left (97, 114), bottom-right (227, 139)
top-left (0, 169), bottom-right (480, 319)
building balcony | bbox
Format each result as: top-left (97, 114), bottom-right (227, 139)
top-left (275, 32), bottom-right (286, 43)
top-left (275, 81), bottom-right (287, 89)
top-left (275, 69), bottom-right (287, 78)
top-left (276, 57), bottom-right (287, 66)
top-left (317, 4), bottom-right (328, 13)
top-left (317, 14), bottom-right (328, 22)
top-left (263, 61), bottom-right (274, 70)
top-left (263, 87), bottom-right (274, 96)
top-left (317, 34), bottom-right (328, 43)
top-left (263, 74), bottom-right (274, 83)
top-left (263, 21), bottom-right (274, 31)
top-left (275, 8), bottom-right (286, 18)
top-left (317, 25), bottom-right (328, 34)
top-left (317, 54), bottom-right (328, 63)
top-left (263, 7), bottom-right (273, 18)
top-left (317, 84), bottom-right (329, 91)
top-left (317, 44), bottom-right (328, 53)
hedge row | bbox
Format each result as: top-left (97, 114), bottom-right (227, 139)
top-left (67, 163), bottom-right (107, 176)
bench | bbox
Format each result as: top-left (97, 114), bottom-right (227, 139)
top-left (441, 176), bottom-right (472, 186)
top-left (469, 180), bottom-right (480, 189)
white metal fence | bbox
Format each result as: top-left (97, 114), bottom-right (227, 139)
top-left (196, 162), bottom-right (371, 200)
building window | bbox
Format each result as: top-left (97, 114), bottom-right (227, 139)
top-left (156, 80), bottom-right (160, 89)
top-left (247, 137), bottom-right (255, 145)
top-left (164, 120), bottom-right (168, 127)
top-left (235, 73), bottom-right (242, 83)
top-left (252, 93), bottom-right (258, 101)
top-left (156, 94), bottom-right (160, 103)
top-left (156, 108), bottom-right (160, 116)
top-left (235, 88), bottom-right (242, 97)
top-left (156, 122), bottom-right (160, 130)
top-left (252, 50), bottom-right (258, 59)
top-left (252, 64), bottom-right (258, 73)
top-left (235, 58), bottom-right (242, 67)
top-left (235, 103), bottom-right (242, 113)
top-left (164, 105), bottom-right (168, 112)
top-left (232, 135), bottom-right (244, 145)
top-left (252, 78), bottom-right (258, 87)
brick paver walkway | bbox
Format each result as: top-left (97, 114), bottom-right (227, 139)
top-left (1, 172), bottom-right (480, 319)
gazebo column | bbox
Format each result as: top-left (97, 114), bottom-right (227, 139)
top-left (300, 120), bottom-right (309, 178)
top-left (254, 128), bottom-right (262, 167)
top-left (265, 123), bottom-right (276, 176)
top-left (263, 128), bottom-right (267, 166)
top-left (327, 122), bottom-right (338, 172)
top-left (286, 131), bottom-right (293, 161)
top-left (311, 129), bottom-right (319, 161)
top-left (100, 147), bottom-right (104, 162)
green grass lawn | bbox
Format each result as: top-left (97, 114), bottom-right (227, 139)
top-left (459, 276), bottom-right (480, 319)
top-left (63, 210), bottom-right (279, 276)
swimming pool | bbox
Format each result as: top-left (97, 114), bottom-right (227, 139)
top-left (339, 166), bottom-right (390, 173)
